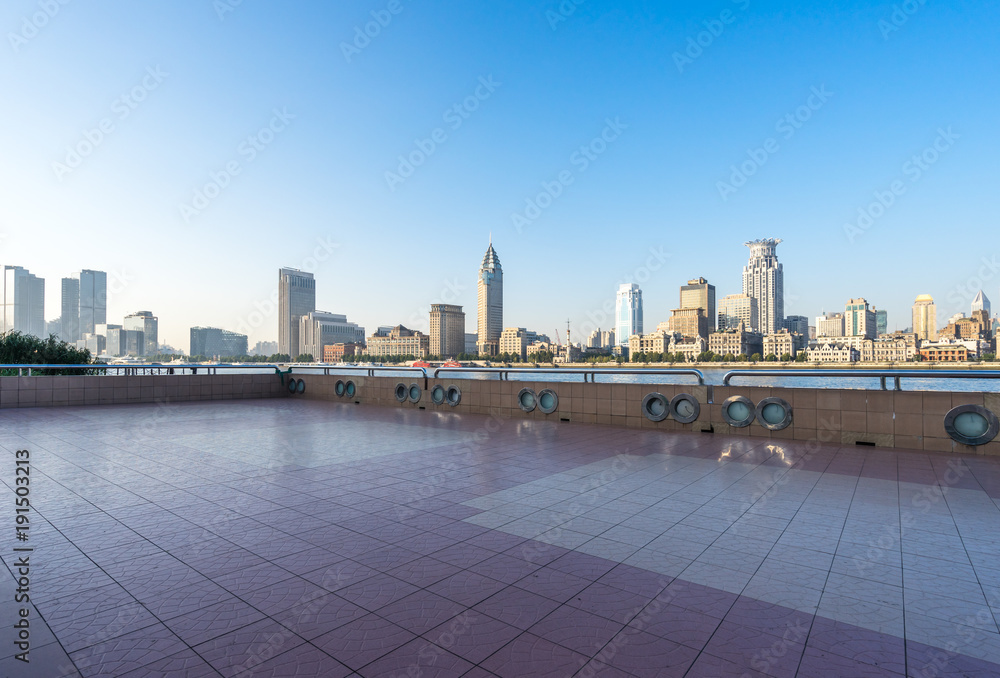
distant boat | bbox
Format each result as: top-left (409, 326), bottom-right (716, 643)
top-left (442, 360), bottom-right (462, 368)
top-left (412, 360), bottom-right (432, 368)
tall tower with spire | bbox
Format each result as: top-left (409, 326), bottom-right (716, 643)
top-left (476, 238), bottom-right (503, 355)
top-left (742, 239), bottom-right (783, 335)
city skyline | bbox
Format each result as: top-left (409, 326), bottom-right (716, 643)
top-left (3, 236), bottom-right (997, 355)
top-left (2, 2), bottom-right (997, 349)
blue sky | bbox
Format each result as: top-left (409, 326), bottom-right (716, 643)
top-left (1, 0), bottom-right (997, 350)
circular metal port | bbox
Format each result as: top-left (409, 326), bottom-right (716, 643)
top-left (518, 388), bottom-right (537, 412)
top-left (756, 397), bottom-right (792, 431)
top-left (446, 386), bottom-right (462, 406)
top-left (431, 385), bottom-right (446, 405)
top-left (944, 404), bottom-right (999, 446)
top-left (670, 394), bottom-right (700, 424)
top-left (538, 389), bottom-right (559, 414)
top-left (641, 393), bottom-right (669, 422)
top-left (408, 384), bottom-right (421, 403)
top-left (395, 383), bottom-right (407, 402)
top-left (722, 395), bottom-right (755, 428)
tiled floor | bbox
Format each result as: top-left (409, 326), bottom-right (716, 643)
top-left (2, 399), bottom-right (1000, 677)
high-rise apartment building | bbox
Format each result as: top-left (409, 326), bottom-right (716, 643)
top-left (430, 304), bottom-right (466, 358)
top-left (718, 294), bottom-right (757, 332)
top-left (972, 290), bottom-right (991, 316)
top-left (680, 277), bottom-right (716, 332)
top-left (615, 283), bottom-right (643, 344)
top-left (278, 268), bottom-right (316, 358)
top-left (912, 294), bottom-right (937, 342)
top-left (1, 266), bottom-right (45, 337)
top-left (783, 315), bottom-right (809, 337)
top-left (477, 242), bottom-right (503, 355)
top-left (60, 277), bottom-right (80, 342)
top-left (844, 298), bottom-right (876, 339)
top-left (124, 311), bottom-right (158, 356)
top-left (668, 308), bottom-right (708, 339)
top-left (875, 309), bottom-right (888, 336)
top-left (816, 312), bottom-right (845, 338)
top-left (742, 239), bottom-right (783, 334)
top-left (190, 327), bottom-right (249, 357)
top-left (299, 311), bottom-right (365, 360)
top-left (78, 270), bottom-right (107, 336)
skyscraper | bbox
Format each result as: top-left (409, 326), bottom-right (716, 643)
top-left (718, 294), bottom-right (757, 332)
top-left (742, 239), bottom-right (783, 335)
top-left (299, 311), bottom-right (364, 360)
top-left (875, 309), bottom-right (888, 336)
top-left (430, 304), bottom-right (466, 358)
top-left (844, 298), bottom-right (876, 339)
top-left (124, 311), bottom-right (159, 356)
top-left (278, 268), bottom-right (316, 358)
top-left (78, 270), bottom-right (107, 336)
top-left (477, 241), bottom-right (503, 355)
top-left (60, 277), bottom-right (81, 343)
top-left (1, 266), bottom-right (45, 337)
top-left (972, 290), bottom-right (991, 315)
top-left (680, 277), bottom-right (716, 332)
top-left (190, 327), bottom-right (249, 357)
top-left (912, 294), bottom-right (937, 341)
top-left (783, 315), bottom-right (809, 336)
top-left (615, 283), bottom-right (643, 344)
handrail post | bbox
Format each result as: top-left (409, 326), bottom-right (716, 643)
top-left (894, 376), bottom-right (902, 391)
top-left (879, 376), bottom-right (887, 391)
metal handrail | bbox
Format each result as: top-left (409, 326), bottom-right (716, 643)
top-left (1, 362), bottom-right (430, 385)
top-left (0, 363), bottom-right (283, 376)
top-left (432, 366), bottom-right (705, 385)
top-left (722, 369), bottom-right (1000, 392)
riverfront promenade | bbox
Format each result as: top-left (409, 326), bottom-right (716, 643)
top-left (2, 399), bottom-right (999, 676)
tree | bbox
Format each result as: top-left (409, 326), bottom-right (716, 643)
top-left (749, 353), bottom-right (762, 363)
top-left (723, 353), bottom-right (736, 362)
top-left (294, 353), bottom-right (315, 363)
top-left (737, 353), bottom-right (748, 362)
top-left (780, 353), bottom-right (792, 362)
top-left (0, 331), bottom-right (96, 375)
top-left (765, 353), bottom-right (778, 362)
top-left (795, 351), bottom-right (808, 363)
